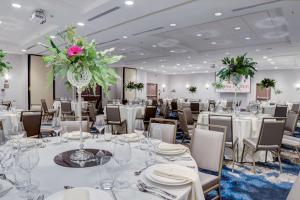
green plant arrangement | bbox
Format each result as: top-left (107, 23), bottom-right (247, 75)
top-left (188, 86), bottom-right (197, 93)
top-left (135, 82), bottom-right (144, 91)
top-left (259, 78), bottom-right (276, 89)
top-left (42, 27), bottom-right (123, 94)
top-left (217, 53), bottom-right (257, 85)
top-left (212, 81), bottom-right (224, 89)
top-left (124, 81), bottom-right (144, 91)
top-left (0, 50), bottom-right (12, 76)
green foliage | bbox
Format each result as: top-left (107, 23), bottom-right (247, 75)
top-left (217, 53), bottom-right (257, 82)
top-left (124, 81), bottom-right (144, 91)
top-left (0, 50), bottom-right (12, 76)
top-left (188, 86), bottom-right (197, 93)
top-left (42, 27), bottom-right (123, 95)
top-left (259, 78), bottom-right (276, 88)
top-left (212, 81), bottom-right (224, 89)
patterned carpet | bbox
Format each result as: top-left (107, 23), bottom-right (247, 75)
top-left (175, 121), bottom-right (300, 200)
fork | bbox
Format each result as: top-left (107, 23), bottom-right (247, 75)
top-left (137, 184), bottom-right (172, 200)
top-left (137, 180), bottom-right (177, 199)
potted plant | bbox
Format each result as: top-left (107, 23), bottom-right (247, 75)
top-left (212, 81), bottom-right (224, 89)
top-left (43, 27), bottom-right (122, 161)
top-left (0, 50), bottom-right (12, 77)
top-left (134, 82), bottom-right (144, 91)
top-left (125, 81), bottom-right (136, 91)
top-left (259, 78), bottom-right (282, 100)
top-left (217, 53), bottom-right (257, 105)
top-left (188, 86), bottom-right (197, 93)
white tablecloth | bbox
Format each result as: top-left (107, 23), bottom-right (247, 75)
top-left (53, 101), bottom-right (88, 116)
top-left (197, 112), bottom-right (272, 162)
top-left (0, 111), bottom-right (20, 130)
top-left (3, 138), bottom-right (202, 200)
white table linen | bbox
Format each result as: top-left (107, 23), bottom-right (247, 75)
top-left (3, 137), bottom-right (203, 200)
top-left (53, 101), bottom-right (88, 117)
top-left (0, 111), bottom-right (21, 131)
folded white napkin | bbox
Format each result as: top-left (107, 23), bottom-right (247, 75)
top-left (124, 133), bottom-right (139, 139)
top-left (158, 143), bottom-right (186, 152)
top-left (152, 164), bottom-right (204, 200)
top-left (66, 131), bottom-right (90, 139)
top-left (63, 188), bottom-right (89, 200)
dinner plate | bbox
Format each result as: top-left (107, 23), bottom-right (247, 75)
top-left (63, 132), bottom-right (91, 140)
top-left (46, 187), bottom-right (112, 200)
top-left (120, 134), bottom-right (145, 142)
top-left (144, 164), bottom-right (190, 186)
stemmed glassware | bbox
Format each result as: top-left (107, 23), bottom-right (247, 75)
top-left (52, 117), bottom-right (62, 137)
top-left (5, 122), bottom-right (26, 141)
top-left (16, 147), bottom-right (40, 198)
top-left (94, 117), bottom-right (105, 140)
top-left (113, 141), bottom-right (131, 189)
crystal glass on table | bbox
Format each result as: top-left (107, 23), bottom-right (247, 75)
top-left (94, 117), bottom-right (105, 139)
top-left (104, 125), bottom-right (112, 142)
top-left (52, 117), bottom-right (62, 137)
top-left (98, 154), bottom-right (117, 190)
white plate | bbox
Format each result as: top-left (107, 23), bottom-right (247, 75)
top-left (0, 180), bottom-right (13, 197)
top-left (46, 187), bottom-right (112, 200)
top-left (120, 134), bottom-right (145, 142)
top-left (144, 165), bottom-right (190, 186)
top-left (63, 132), bottom-right (91, 140)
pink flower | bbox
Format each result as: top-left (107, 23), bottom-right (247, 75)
top-left (67, 45), bottom-right (83, 57)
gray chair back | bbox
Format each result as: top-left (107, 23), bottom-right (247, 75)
top-left (164, 103), bottom-right (170, 119)
top-left (274, 105), bottom-right (288, 117)
top-left (144, 106), bottom-right (157, 121)
top-left (106, 106), bottom-right (121, 122)
top-left (41, 99), bottom-right (49, 113)
top-left (21, 111), bottom-right (42, 137)
top-left (183, 107), bottom-right (194, 125)
top-left (190, 102), bottom-right (199, 113)
top-left (225, 101), bottom-right (233, 110)
top-left (178, 111), bottom-right (189, 136)
top-left (209, 115), bottom-right (233, 144)
top-left (61, 120), bottom-right (89, 132)
top-left (191, 124), bottom-right (226, 175)
top-left (287, 172), bottom-right (300, 200)
top-left (285, 112), bottom-right (299, 133)
top-left (88, 103), bottom-right (97, 121)
top-left (257, 118), bottom-right (285, 148)
top-left (291, 103), bottom-right (300, 113)
top-left (61, 101), bottom-right (72, 113)
top-left (171, 101), bottom-right (178, 111)
top-left (160, 103), bottom-right (167, 116)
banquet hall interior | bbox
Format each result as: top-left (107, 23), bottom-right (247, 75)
top-left (1, 0), bottom-right (300, 200)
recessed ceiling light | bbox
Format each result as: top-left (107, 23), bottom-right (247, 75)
top-left (211, 41), bottom-right (217, 45)
top-left (191, 72), bottom-right (195, 74)
top-left (121, 48), bottom-right (126, 51)
top-left (267, 58), bottom-right (272, 61)
top-left (174, 66), bottom-right (178, 69)
top-left (263, 56), bottom-right (268, 59)
top-left (225, 52), bottom-right (230, 55)
top-left (169, 23), bottom-right (177, 27)
top-left (187, 56), bottom-right (191, 59)
top-left (176, 63), bottom-right (180, 66)
top-left (256, 49), bottom-right (260, 52)
top-left (152, 45), bottom-right (157, 48)
top-left (21, 49), bottom-right (27, 52)
top-left (214, 12), bottom-right (222, 16)
top-left (245, 37), bottom-right (251, 40)
top-left (140, 53), bottom-right (144, 56)
top-left (77, 22), bottom-right (85, 26)
top-left (162, 70), bottom-right (166, 73)
top-left (203, 61), bottom-right (208, 64)
top-left (234, 26), bottom-right (241, 30)
top-left (0, 21), bottom-right (2, 24)
top-left (161, 65), bottom-right (164, 67)
top-left (12, 3), bottom-right (22, 8)
top-left (196, 33), bottom-right (202, 37)
top-left (143, 61), bottom-right (147, 64)
top-left (255, 67), bottom-right (258, 70)
top-left (189, 64), bottom-right (193, 67)
top-left (270, 62), bottom-right (275, 65)
top-left (124, 0), bottom-right (134, 6)
top-left (50, 35), bottom-right (56, 39)
top-left (274, 67), bottom-right (278, 69)
top-left (122, 35), bottom-right (128, 39)
top-left (140, 67), bottom-right (144, 69)
top-left (205, 70), bottom-right (209, 73)
top-left (170, 50), bottom-right (175, 53)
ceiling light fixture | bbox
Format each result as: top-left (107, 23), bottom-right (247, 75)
top-left (267, 58), bottom-right (272, 61)
top-left (161, 65), bottom-right (164, 67)
top-left (245, 37), bottom-right (251, 40)
top-left (169, 23), bottom-right (177, 27)
top-left (203, 61), bottom-right (208, 64)
top-left (176, 63), bottom-right (180, 66)
top-left (77, 22), bottom-right (85, 26)
top-left (122, 35), bottom-right (128, 39)
top-left (12, 3), bottom-right (22, 8)
top-left (234, 26), bottom-right (241, 30)
top-left (274, 67), bottom-right (278, 69)
top-left (256, 49), bottom-right (260, 52)
top-left (263, 56), bottom-right (268, 59)
top-left (196, 33), bottom-right (202, 37)
top-left (211, 41), bottom-right (217, 45)
top-left (0, 21), bottom-right (2, 24)
top-left (152, 45), bottom-right (157, 47)
top-left (140, 53), bottom-right (144, 56)
top-left (214, 12), bottom-right (222, 16)
top-left (124, 0), bottom-right (134, 6)
top-left (21, 49), bottom-right (27, 52)
top-left (50, 35), bottom-right (56, 39)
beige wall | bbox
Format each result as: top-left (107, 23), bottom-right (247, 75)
top-left (30, 55), bottom-right (53, 106)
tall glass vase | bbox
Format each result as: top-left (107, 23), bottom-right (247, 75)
top-left (67, 68), bottom-right (94, 162)
top-left (231, 74), bottom-right (242, 113)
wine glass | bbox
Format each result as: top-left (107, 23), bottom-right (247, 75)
top-left (104, 125), bottom-right (112, 142)
top-left (52, 117), bottom-right (62, 137)
top-left (95, 117), bottom-right (105, 139)
top-left (113, 141), bottom-right (131, 189)
top-left (17, 147), bottom-right (40, 198)
top-left (98, 155), bottom-right (117, 190)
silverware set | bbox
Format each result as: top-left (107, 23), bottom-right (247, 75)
top-left (137, 180), bottom-right (177, 199)
top-left (137, 182), bottom-right (174, 200)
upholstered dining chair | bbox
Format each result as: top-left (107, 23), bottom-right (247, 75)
top-left (61, 120), bottom-right (89, 132)
top-left (190, 102), bottom-right (200, 115)
top-left (287, 172), bottom-right (300, 200)
top-left (21, 111), bottom-right (43, 138)
top-left (2, 100), bottom-right (12, 111)
top-left (283, 112), bottom-right (299, 136)
top-left (183, 107), bottom-right (197, 125)
top-left (178, 111), bottom-right (194, 143)
top-left (152, 99), bottom-right (158, 106)
top-left (106, 105), bottom-right (127, 134)
top-left (143, 106), bottom-right (157, 131)
top-left (209, 114), bottom-right (239, 171)
top-left (41, 99), bottom-right (56, 120)
top-left (291, 103), bottom-right (300, 114)
top-left (149, 118), bottom-right (177, 144)
top-left (224, 101), bottom-right (233, 112)
top-left (60, 100), bottom-right (74, 120)
top-left (159, 103), bottom-right (167, 118)
top-left (30, 104), bottom-right (42, 111)
top-left (241, 118), bottom-right (286, 174)
top-left (170, 101), bottom-right (178, 113)
top-left (191, 124), bottom-right (226, 200)
top-left (274, 105), bottom-right (288, 117)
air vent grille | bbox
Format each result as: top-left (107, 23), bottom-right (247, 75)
top-left (232, 0), bottom-right (282, 12)
top-left (88, 6), bottom-right (120, 22)
top-left (132, 27), bottom-right (164, 36)
top-left (96, 38), bottom-right (120, 46)
top-left (26, 44), bottom-right (36, 50)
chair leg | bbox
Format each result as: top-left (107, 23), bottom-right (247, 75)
top-left (295, 146), bottom-right (300, 159)
top-left (277, 150), bottom-right (282, 173)
top-left (231, 148), bottom-right (236, 172)
top-left (265, 150), bottom-right (268, 163)
top-left (236, 143), bottom-right (239, 163)
top-left (241, 144), bottom-right (246, 164)
top-left (217, 186), bottom-right (221, 200)
top-left (251, 151), bottom-right (256, 174)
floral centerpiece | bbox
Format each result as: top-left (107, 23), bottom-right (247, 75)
top-left (188, 86), bottom-right (197, 93)
top-left (125, 81), bottom-right (144, 99)
top-left (259, 78), bottom-right (282, 99)
top-left (217, 53), bottom-right (257, 106)
top-left (0, 50), bottom-right (12, 77)
top-left (135, 82), bottom-right (144, 91)
top-left (212, 81), bottom-right (224, 89)
top-left (43, 27), bottom-right (122, 161)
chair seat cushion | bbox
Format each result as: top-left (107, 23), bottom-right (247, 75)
top-left (198, 172), bottom-right (219, 192)
top-left (107, 120), bottom-right (126, 125)
top-left (282, 135), bottom-right (300, 147)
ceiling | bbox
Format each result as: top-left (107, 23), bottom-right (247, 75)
top-left (1, 0), bottom-right (300, 74)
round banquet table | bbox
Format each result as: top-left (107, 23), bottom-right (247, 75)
top-left (0, 110), bottom-right (21, 130)
top-left (197, 111), bottom-right (272, 162)
top-left (3, 137), bottom-right (199, 200)
top-left (53, 101), bottom-right (88, 117)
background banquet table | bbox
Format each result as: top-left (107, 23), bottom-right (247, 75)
top-left (3, 137), bottom-right (199, 200)
top-left (0, 110), bottom-right (21, 131)
top-left (53, 101), bottom-right (88, 117)
top-left (197, 111), bottom-right (272, 162)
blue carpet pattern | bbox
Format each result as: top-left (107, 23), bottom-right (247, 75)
top-left (175, 124), bottom-right (300, 200)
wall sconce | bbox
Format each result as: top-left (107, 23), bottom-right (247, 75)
top-left (205, 83), bottom-right (210, 90)
top-left (162, 84), bottom-right (166, 92)
top-left (296, 83), bottom-right (300, 91)
top-left (186, 84), bottom-right (190, 89)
